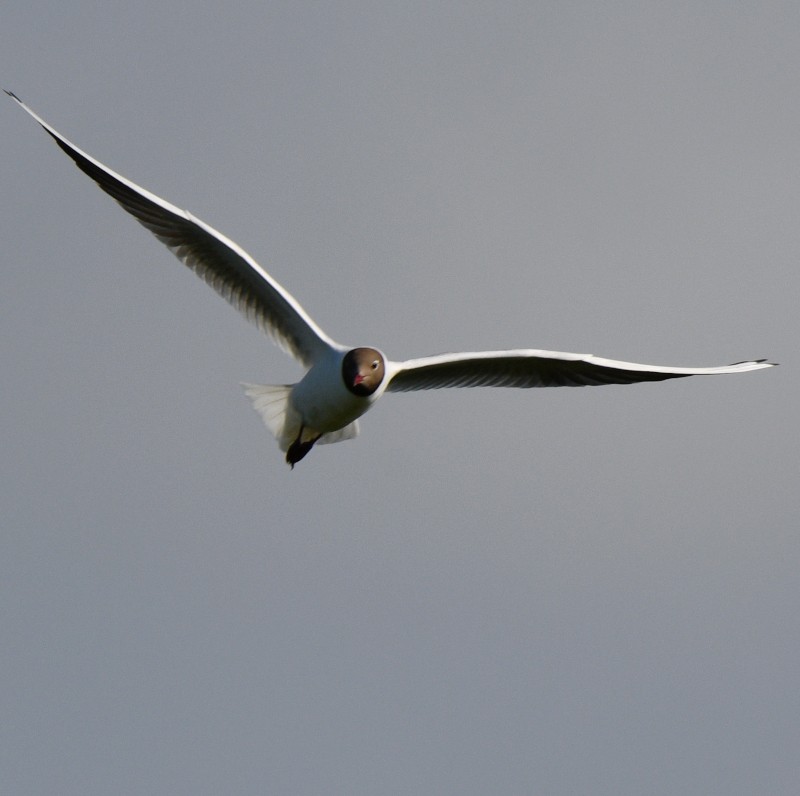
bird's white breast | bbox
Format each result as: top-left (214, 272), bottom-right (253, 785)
top-left (290, 350), bottom-right (379, 433)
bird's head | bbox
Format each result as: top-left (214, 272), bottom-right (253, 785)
top-left (342, 347), bottom-right (386, 397)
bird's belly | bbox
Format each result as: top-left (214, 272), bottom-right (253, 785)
top-left (290, 379), bottom-right (369, 433)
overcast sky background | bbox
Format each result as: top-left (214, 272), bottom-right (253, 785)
top-left (1, 3), bottom-right (796, 794)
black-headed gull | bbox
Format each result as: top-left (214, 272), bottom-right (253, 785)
top-left (7, 91), bottom-right (775, 467)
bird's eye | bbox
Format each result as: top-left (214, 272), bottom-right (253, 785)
top-left (371, 360), bottom-right (379, 370)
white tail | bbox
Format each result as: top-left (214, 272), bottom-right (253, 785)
top-left (242, 384), bottom-right (299, 451)
top-left (242, 384), bottom-right (360, 452)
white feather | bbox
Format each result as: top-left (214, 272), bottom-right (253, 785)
top-left (242, 384), bottom-right (299, 452)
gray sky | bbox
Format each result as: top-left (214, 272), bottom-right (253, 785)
top-left (1, 3), bottom-right (796, 794)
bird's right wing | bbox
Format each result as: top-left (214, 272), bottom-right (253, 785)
top-left (385, 349), bottom-right (775, 391)
top-left (6, 91), bottom-right (339, 367)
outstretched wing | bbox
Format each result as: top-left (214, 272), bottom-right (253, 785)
top-left (385, 349), bottom-right (775, 391)
top-left (6, 91), bottom-right (338, 367)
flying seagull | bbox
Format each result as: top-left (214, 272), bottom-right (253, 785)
top-left (6, 91), bottom-right (775, 467)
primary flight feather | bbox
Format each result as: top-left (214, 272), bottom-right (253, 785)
top-left (6, 91), bottom-right (775, 467)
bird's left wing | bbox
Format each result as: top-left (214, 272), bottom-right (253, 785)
top-left (6, 91), bottom-right (339, 367)
top-left (385, 349), bottom-right (775, 391)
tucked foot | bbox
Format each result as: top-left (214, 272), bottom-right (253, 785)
top-left (285, 427), bottom-right (322, 469)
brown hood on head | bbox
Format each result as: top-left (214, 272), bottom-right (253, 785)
top-left (342, 347), bottom-right (385, 397)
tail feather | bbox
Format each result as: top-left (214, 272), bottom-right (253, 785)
top-left (242, 384), bottom-right (300, 452)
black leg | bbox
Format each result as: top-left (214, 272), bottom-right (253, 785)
top-left (285, 426), bottom-right (322, 468)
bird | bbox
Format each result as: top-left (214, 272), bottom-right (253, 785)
top-left (6, 90), bottom-right (776, 467)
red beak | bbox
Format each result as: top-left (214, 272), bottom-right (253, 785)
top-left (353, 374), bottom-right (365, 385)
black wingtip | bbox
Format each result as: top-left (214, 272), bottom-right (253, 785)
top-left (4, 89), bottom-right (21, 101)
